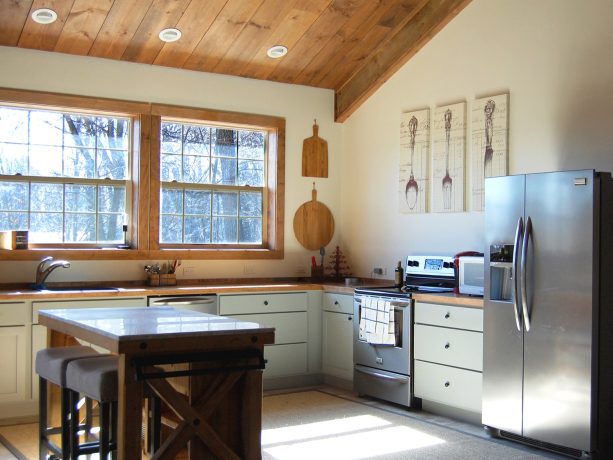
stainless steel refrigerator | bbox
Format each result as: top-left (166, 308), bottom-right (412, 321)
top-left (483, 170), bottom-right (613, 459)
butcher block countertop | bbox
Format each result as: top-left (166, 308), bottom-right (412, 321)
top-left (0, 280), bottom-right (483, 308)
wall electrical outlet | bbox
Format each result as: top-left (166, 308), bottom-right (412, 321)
top-left (295, 266), bottom-right (307, 275)
top-left (373, 267), bottom-right (387, 275)
top-left (183, 265), bottom-right (195, 277)
top-left (243, 265), bottom-right (255, 275)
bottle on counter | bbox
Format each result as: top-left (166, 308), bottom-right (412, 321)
top-left (394, 260), bottom-right (404, 287)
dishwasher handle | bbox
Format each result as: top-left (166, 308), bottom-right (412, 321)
top-left (150, 297), bottom-right (216, 306)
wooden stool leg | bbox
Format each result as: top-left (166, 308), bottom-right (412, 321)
top-left (111, 401), bottom-right (118, 459)
top-left (100, 402), bottom-right (110, 460)
top-left (39, 376), bottom-right (47, 460)
top-left (61, 387), bottom-right (72, 460)
top-left (85, 397), bottom-right (93, 440)
top-left (69, 390), bottom-right (80, 460)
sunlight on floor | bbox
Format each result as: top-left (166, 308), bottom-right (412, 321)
top-left (262, 414), bottom-right (445, 460)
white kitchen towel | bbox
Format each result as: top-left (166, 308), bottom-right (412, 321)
top-left (359, 298), bottom-right (395, 346)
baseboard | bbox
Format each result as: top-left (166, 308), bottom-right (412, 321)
top-left (0, 401), bottom-right (38, 426)
top-left (264, 373), bottom-right (324, 390)
top-left (322, 374), bottom-right (353, 391)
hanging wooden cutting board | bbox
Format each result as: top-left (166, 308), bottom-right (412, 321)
top-left (293, 184), bottom-right (334, 250)
top-left (302, 121), bottom-right (328, 178)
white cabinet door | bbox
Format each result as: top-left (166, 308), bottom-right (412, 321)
top-left (0, 326), bottom-right (27, 403)
top-left (220, 292), bottom-right (310, 379)
top-left (322, 311), bottom-right (354, 381)
top-left (233, 312), bottom-right (307, 344)
top-left (264, 343), bottom-right (308, 378)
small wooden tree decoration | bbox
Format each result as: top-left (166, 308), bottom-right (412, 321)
top-left (325, 246), bottom-right (352, 280)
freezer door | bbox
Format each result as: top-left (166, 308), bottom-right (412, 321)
top-left (482, 174), bottom-right (525, 434)
top-left (522, 170), bottom-right (595, 451)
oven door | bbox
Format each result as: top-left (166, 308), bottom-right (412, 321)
top-left (353, 295), bottom-right (414, 407)
top-left (353, 296), bottom-right (411, 375)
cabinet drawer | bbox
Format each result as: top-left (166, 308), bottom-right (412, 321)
top-left (323, 293), bottom-right (353, 314)
top-left (414, 302), bottom-right (483, 332)
top-left (414, 324), bottom-right (483, 371)
top-left (33, 297), bottom-right (146, 323)
top-left (414, 360), bottom-right (482, 413)
top-left (229, 312), bottom-right (307, 344)
top-left (219, 292), bottom-right (307, 315)
top-left (0, 303), bottom-right (28, 326)
top-left (264, 343), bottom-right (308, 378)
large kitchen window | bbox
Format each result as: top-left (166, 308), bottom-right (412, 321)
top-left (150, 103), bottom-right (285, 257)
top-left (0, 105), bottom-right (132, 245)
top-left (159, 120), bottom-right (265, 245)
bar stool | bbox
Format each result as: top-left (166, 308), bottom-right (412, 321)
top-left (66, 355), bottom-right (162, 459)
top-left (35, 346), bottom-right (100, 460)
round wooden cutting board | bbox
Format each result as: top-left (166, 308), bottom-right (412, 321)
top-left (293, 185), bottom-right (334, 250)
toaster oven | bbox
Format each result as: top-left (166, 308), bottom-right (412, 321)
top-left (458, 256), bottom-right (485, 296)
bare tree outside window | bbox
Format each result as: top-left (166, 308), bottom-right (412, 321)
top-left (0, 106), bottom-right (130, 244)
top-left (159, 120), bottom-right (264, 245)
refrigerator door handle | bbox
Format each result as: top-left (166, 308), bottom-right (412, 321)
top-left (512, 216), bottom-right (524, 331)
top-left (521, 216), bottom-right (532, 331)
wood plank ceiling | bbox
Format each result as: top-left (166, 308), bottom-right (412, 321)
top-left (0, 0), bottom-right (471, 122)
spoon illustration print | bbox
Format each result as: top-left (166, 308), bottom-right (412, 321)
top-left (483, 99), bottom-right (495, 178)
top-left (405, 116), bottom-right (419, 210)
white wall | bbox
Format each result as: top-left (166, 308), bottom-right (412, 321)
top-left (0, 47), bottom-right (342, 283)
top-left (340, 0), bottom-right (613, 278)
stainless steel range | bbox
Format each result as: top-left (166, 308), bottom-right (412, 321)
top-left (353, 255), bottom-right (455, 407)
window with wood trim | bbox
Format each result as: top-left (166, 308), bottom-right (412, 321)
top-left (150, 104), bottom-right (285, 256)
top-left (0, 105), bottom-right (132, 246)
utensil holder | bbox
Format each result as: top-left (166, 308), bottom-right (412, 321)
top-left (311, 265), bottom-right (324, 281)
top-left (160, 274), bottom-right (177, 286)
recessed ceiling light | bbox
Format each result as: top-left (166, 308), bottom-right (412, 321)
top-left (159, 28), bottom-right (182, 43)
top-left (267, 45), bottom-right (288, 59)
top-left (32, 8), bottom-right (57, 25)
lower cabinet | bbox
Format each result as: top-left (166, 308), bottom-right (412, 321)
top-left (0, 326), bottom-right (27, 403)
top-left (219, 292), bottom-right (309, 379)
top-left (413, 301), bottom-right (483, 415)
top-left (0, 302), bottom-right (28, 404)
top-left (322, 293), bottom-right (354, 382)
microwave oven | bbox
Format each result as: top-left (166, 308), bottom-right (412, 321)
top-left (458, 256), bottom-right (484, 296)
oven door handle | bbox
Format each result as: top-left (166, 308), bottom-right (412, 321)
top-left (355, 365), bottom-right (409, 383)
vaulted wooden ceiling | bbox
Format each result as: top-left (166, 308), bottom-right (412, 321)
top-left (0, 0), bottom-right (471, 122)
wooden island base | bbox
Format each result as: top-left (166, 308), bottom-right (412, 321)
top-left (39, 307), bottom-right (274, 460)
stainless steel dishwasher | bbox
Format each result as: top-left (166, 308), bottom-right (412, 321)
top-left (147, 294), bottom-right (218, 314)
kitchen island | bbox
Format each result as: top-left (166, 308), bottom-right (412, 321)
top-left (38, 306), bottom-right (275, 460)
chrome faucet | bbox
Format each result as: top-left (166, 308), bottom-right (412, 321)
top-left (34, 256), bottom-right (71, 290)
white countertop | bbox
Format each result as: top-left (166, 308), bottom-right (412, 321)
top-left (38, 306), bottom-right (275, 343)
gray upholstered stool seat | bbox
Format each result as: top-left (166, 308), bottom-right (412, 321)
top-left (35, 345), bottom-right (100, 460)
top-left (65, 356), bottom-right (162, 459)
top-left (36, 345), bottom-right (99, 386)
top-left (66, 355), bottom-right (118, 402)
